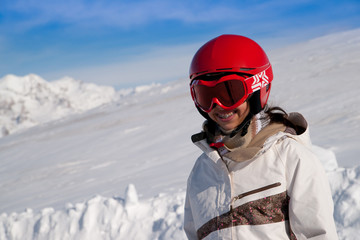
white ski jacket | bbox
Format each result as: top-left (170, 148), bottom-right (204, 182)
top-left (184, 116), bottom-right (338, 240)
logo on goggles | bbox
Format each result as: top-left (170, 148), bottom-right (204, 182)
top-left (251, 71), bottom-right (269, 91)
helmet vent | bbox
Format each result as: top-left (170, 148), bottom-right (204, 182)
top-left (239, 68), bottom-right (255, 71)
top-left (216, 68), bottom-right (233, 71)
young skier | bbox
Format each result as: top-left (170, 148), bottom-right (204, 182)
top-left (184, 34), bottom-right (338, 239)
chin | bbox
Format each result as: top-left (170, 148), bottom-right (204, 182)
top-left (219, 124), bottom-right (237, 132)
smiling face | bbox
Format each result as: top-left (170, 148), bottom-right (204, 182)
top-left (208, 102), bottom-right (250, 132)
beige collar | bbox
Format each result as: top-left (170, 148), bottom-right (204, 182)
top-left (223, 123), bottom-right (286, 162)
top-left (222, 119), bottom-right (257, 150)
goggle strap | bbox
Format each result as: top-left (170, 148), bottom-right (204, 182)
top-left (244, 66), bottom-right (272, 95)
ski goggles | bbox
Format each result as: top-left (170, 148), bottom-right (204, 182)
top-left (190, 66), bottom-right (272, 112)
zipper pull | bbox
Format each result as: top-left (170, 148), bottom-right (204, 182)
top-left (210, 142), bottom-right (229, 155)
top-left (209, 142), bottom-right (224, 149)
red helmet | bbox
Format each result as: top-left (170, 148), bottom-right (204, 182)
top-left (189, 34), bottom-right (273, 114)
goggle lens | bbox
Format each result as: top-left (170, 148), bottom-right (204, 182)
top-left (191, 77), bottom-right (247, 112)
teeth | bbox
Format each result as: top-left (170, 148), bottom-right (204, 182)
top-left (218, 112), bottom-right (234, 119)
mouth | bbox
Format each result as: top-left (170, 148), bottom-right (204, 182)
top-left (216, 110), bottom-right (237, 121)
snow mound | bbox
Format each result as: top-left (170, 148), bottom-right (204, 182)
top-left (312, 147), bottom-right (360, 239)
top-left (0, 74), bottom-right (122, 137)
top-left (329, 166), bottom-right (360, 240)
top-left (0, 185), bottom-right (186, 240)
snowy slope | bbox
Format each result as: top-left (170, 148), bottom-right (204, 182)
top-left (1, 29), bottom-right (360, 240)
top-left (269, 29), bottom-right (360, 167)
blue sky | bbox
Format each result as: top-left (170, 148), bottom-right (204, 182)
top-left (1, 0), bottom-right (359, 88)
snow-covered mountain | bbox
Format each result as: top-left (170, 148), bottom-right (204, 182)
top-left (0, 29), bottom-right (360, 240)
top-left (0, 74), bottom-right (127, 137)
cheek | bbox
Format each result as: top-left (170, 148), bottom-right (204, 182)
top-left (207, 111), bottom-right (216, 121)
top-left (235, 103), bottom-right (250, 120)
top-left (237, 102), bottom-right (249, 114)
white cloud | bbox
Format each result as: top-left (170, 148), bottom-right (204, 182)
top-left (4, 0), bottom-right (245, 30)
top-left (43, 43), bottom-right (201, 88)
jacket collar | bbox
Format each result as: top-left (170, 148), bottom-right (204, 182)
top-left (192, 112), bottom-right (311, 163)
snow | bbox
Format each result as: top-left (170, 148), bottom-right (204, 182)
top-left (0, 28), bottom-right (360, 239)
top-left (0, 189), bottom-right (185, 240)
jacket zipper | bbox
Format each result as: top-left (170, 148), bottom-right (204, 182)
top-left (232, 182), bottom-right (281, 203)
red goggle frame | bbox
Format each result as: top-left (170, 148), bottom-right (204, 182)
top-left (190, 66), bottom-right (272, 112)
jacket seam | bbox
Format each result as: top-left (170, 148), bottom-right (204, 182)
top-left (274, 138), bottom-right (287, 177)
top-left (274, 137), bottom-right (300, 240)
top-left (218, 153), bottom-right (234, 239)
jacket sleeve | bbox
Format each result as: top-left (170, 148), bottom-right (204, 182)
top-left (278, 138), bottom-right (338, 239)
top-left (184, 185), bottom-right (198, 240)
